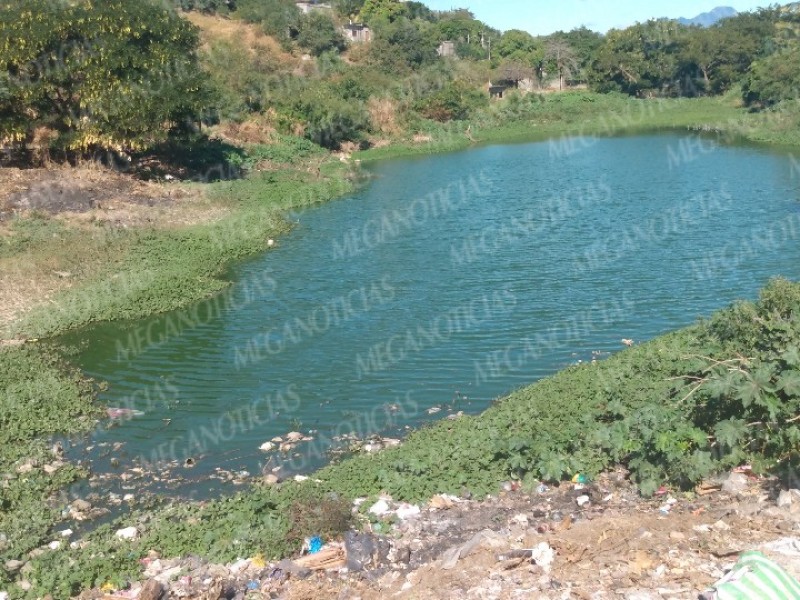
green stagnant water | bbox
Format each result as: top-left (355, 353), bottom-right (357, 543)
top-left (63, 134), bottom-right (800, 498)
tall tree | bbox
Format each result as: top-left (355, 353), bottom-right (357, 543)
top-left (544, 39), bottom-right (579, 90)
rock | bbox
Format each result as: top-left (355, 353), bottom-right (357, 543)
top-left (669, 531), bottom-right (686, 541)
top-left (59, 529), bottom-right (73, 538)
top-left (286, 431), bottom-right (304, 442)
top-left (16, 462), bottom-right (34, 474)
top-left (345, 532), bottom-right (377, 572)
top-left (4, 559), bottom-right (23, 573)
top-left (777, 489), bottom-right (800, 508)
top-left (712, 520), bottom-right (731, 531)
top-left (531, 542), bottom-right (555, 573)
top-left (429, 494), bottom-right (457, 510)
top-left (71, 499), bottom-right (91, 512)
top-left (139, 579), bottom-right (164, 600)
top-left (271, 436), bottom-right (283, 443)
top-left (395, 503), bottom-right (421, 520)
top-left (369, 499), bottom-right (391, 517)
top-left (0, 591), bottom-right (7, 600)
top-left (293, 475), bottom-right (309, 483)
top-left (43, 461), bottom-right (63, 475)
top-left (47, 540), bottom-right (61, 550)
top-left (722, 471), bottom-right (749, 495)
top-left (576, 495), bottom-right (590, 507)
top-left (263, 474), bottom-right (279, 485)
top-left (115, 526), bottom-right (138, 540)
top-left (259, 442), bottom-right (275, 452)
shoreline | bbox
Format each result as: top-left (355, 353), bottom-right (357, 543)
top-left (2, 93), bottom-right (800, 595)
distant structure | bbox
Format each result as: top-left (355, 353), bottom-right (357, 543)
top-left (295, 0), bottom-right (332, 14)
top-left (342, 21), bottom-right (372, 43)
top-left (437, 41), bottom-right (456, 58)
top-left (488, 82), bottom-right (507, 99)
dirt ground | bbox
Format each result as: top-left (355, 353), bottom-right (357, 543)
top-left (73, 468), bottom-right (800, 600)
top-left (0, 166), bottom-right (225, 335)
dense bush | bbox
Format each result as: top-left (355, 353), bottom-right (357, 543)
top-left (0, 0), bottom-right (215, 152)
top-left (413, 80), bottom-right (487, 121)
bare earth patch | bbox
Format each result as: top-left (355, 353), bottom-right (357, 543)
top-left (0, 166), bottom-right (228, 335)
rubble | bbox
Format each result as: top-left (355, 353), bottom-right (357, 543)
top-left (62, 468), bottom-right (800, 599)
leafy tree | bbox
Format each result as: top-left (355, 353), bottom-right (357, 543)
top-left (297, 11), bottom-right (346, 56)
top-left (743, 47), bottom-right (800, 106)
top-left (0, 0), bottom-right (214, 152)
top-left (333, 0), bottom-right (365, 20)
top-left (495, 29), bottom-right (538, 59)
top-left (359, 0), bottom-right (406, 24)
top-left (367, 18), bottom-right (437, 72)
top-left (547, 27), bottom-right (604, 82)
top-left (413, 80), bottom-right (486, 121)
top-left (237, 0), bottom-right (300, 39)
top-left (588, 20), bottom-right (687, 96)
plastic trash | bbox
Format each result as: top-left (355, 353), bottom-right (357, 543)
top-left (304, 535), bottom-right (323, 554)
top-left (702, 551), bottom-right (800, 599)
top-left (571, 473), bottom-right (590, 484)
top-left (247, 580), bottom-right (260, 590)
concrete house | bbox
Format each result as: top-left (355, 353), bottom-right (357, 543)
top-left (342, 21), bottom-right (372, 43)
top-left (437, 41), bottom-right (456, 58)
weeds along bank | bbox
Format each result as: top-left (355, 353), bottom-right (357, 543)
top-left (5, 278), bottom-right (800, 597)
top-left (1, 94), bottom-right (800, 597)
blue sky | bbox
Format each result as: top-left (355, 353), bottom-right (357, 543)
top-left (422, 1), bottom-right (771, 35)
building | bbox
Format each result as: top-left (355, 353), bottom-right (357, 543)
top-left (437, 41), bottom-right (456, 58)
top-left (488, 83), bottom-right (507, 99)
top-left (342, 22), bottom-right (372, 44)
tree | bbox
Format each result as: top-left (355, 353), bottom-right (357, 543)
top-left (237, 0), bottom-right (300, 39)
top-left (359, 0), bottom-right (406, 24)
top-left (297, 11), bottom-right (346, 56)
top-left (544, 39), bottom-right (578, 90)
top-left (495, 60), bottom-right (535, 88)
top-left (367, 18), bottom-right (437, 71)
top-left (0, 0), bottom-right (214, 152)
top-left (333, 0), bottom-right (365, 20)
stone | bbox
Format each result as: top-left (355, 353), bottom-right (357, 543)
top-left (71, 499), bottom-right (91, 512)
top-left (722, 471), bottom-right (749, 495)
top-left (576, 495), bottom-right (590, 507)
top-left (263, 474), bottom-right (279, 485)
top-left (4, 559), bottom-right (23, 573)
top-left (369, 499), bottom-right (391, 517)
top-left (259, 442), bottom-right (275, 452)
top-left (139, 579), bottom-right (164, 600)
top-left (395, 503), bottom-right (421, 520)
top-left (777, 490), bottom-right (800, 508)
top-left (669, 531), bottom-right (685, 541)
top-left (712, 520), bottom-right (731, 531)
top-left (286, 431), bottom-right (304, 442)
top-left (115, 526), bottom-right (138, 540)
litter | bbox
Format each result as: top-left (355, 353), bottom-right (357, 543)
top-left (304, 536), bottom-right (323, 555)
top-left (702, 550), bottom-right (800, 599)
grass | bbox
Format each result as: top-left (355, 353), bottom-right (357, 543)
top-left (14, 278), bottom-right (800, 598)
top-left (2, 93), bottom-right (800, 597)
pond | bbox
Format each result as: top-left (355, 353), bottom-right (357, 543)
top-left (63, 134), bottom-right (800, 499)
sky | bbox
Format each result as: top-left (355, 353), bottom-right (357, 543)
top-left (422, 1), bottom-right (771, 35)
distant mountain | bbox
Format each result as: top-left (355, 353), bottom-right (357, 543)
top-left (677, 6), bottom-right (738, 27)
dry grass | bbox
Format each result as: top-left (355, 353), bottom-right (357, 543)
top-left (367, 97), bottom-right (401, 135)
top-left (185, 12), bottom-right (298, 68)
top-left (0, 166), bottom-right (229, 336)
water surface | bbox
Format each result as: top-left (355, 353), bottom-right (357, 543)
top-left (65, 134), bottom-right (800, 496)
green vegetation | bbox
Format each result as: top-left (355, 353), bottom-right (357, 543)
top-left (0, 344), bottom-right (100, 589)
top-left (10, 279), bottom-right (800, 596)
top-left (4, 0), bottom-right (800, 596)
top-left (0, 0), bottom-right (213, 153)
